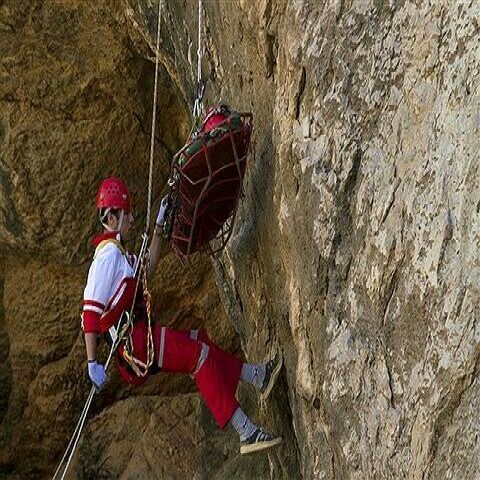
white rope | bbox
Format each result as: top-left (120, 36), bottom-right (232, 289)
top-left (197, 0), bottom-right (203, 87)
top-left (146, 0), bottom-right (164, 232)
top-left (52, 387), bottom-right (94, 480)
top-left (53, 319), bottom-right (128, 480)
top-left (58, 388), bottom-right (95, 480)
top-left (193, 0), bottom-right (204, 117)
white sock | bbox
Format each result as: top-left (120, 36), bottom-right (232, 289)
top-left (241, 363), bottom-right (266, 390)
top-left (230, 407), bottom-right (258, 441)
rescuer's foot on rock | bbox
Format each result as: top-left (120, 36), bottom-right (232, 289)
top-left (240, 428), bottom-right (282, 455)
top-left (260, 351), bottom-right (283, 401)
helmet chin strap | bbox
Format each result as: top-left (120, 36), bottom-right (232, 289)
top-left (117, 210), bottom-right (125, 234)
top-left (101, 209), bottom-right (125, 237)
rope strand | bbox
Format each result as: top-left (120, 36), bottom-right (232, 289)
top-left (193, 0), bottom-right (204, 117)
top-left (197, 0), bottom-right (203, 87)
top-left (146, 0), bottom-right (164, 232)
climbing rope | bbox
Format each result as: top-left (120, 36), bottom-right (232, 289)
top-left (52, 0), bottom-right (163, 477)
top-left (122, 260), bottom-right (155, 377)
top-left (193, 0), bottom-right (204, 118)
top-left (146, 0), bottom-right (164, 233)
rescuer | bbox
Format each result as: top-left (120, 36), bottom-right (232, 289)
top-left (82, 176), bottom-right (283, 454)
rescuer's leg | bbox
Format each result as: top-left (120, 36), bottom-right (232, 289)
top-left (230, 407), bottom-right (282, 454)
top-left (240, 351), bottom-right (283, 401)
top-left (159, 327), bottom-right (282, 454)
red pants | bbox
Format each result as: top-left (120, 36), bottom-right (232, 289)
top-left (115, 322), bottom-right (242, 428)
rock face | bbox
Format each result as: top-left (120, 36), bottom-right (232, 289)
top-left (1, 0), bottom-right (480, 479)
top-left (211, 2), bottom-right (480, 479)
top-left (72, 394), bottom-right (269, 480)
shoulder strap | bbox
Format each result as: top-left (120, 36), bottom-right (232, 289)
top-left (94, 238), bottom-right (127, 259)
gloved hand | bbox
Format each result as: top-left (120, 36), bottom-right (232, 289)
top-left (88, 360), bottom-right (107, 391)
top-left (156, 195), bottom-right (169, 227)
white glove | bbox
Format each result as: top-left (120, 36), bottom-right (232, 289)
top-left (88, 360), bottom-right (107, 391)
top-left (156, 195), bottom-right (169, 227)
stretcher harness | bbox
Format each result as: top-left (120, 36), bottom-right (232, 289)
top-left (165, 105), bottom-right (253, 257)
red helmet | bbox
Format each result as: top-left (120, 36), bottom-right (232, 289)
top-left (96, 176), bottom-right (131, 212)
top-left (202, 106), bottom-right (230, 132)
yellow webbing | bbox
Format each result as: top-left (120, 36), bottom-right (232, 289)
top-left (94, 238), bottom-right (127, 259)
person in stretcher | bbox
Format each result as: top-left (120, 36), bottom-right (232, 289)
top-left (82, 175), bottom-right (283, 455)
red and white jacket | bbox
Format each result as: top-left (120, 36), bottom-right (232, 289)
top-left (82, 232), bottom-right (137, 334)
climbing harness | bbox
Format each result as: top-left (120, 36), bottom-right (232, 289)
top-left (52, 0), bottom-right (163, 478)
top-left (89, 237), bottom-right (155, 379)
top-left (120, 260), bottom-right (155, 378)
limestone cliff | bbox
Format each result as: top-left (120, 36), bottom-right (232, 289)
top-left (1, 0), bottom-right (480, 479)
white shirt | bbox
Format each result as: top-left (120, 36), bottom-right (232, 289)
top-left (83, 240), bottom-right (136, 318)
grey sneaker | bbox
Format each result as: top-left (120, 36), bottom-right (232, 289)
top-left (240, 428), bottom-right (282, 455)
top-left (260, 351), bottom-right (283, 401)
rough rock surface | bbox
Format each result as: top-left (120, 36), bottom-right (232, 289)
top-left (73, 393), bottom-right (269, 480)
top-left (1, 0), bottom-right (480, 479)
top-left (211, 2), bottom-right (480, 479)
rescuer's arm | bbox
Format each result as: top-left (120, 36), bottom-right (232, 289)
top-left (82, 319), bottom-right (106, 390)
top-left (148, 195), bottom-right (169, 278)
top-left (82, 253), bottom-right (116, 390)
top-left (148, 224), bottom-right (163, 278)
top-left (85, 332), bottom-right (98, 361)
